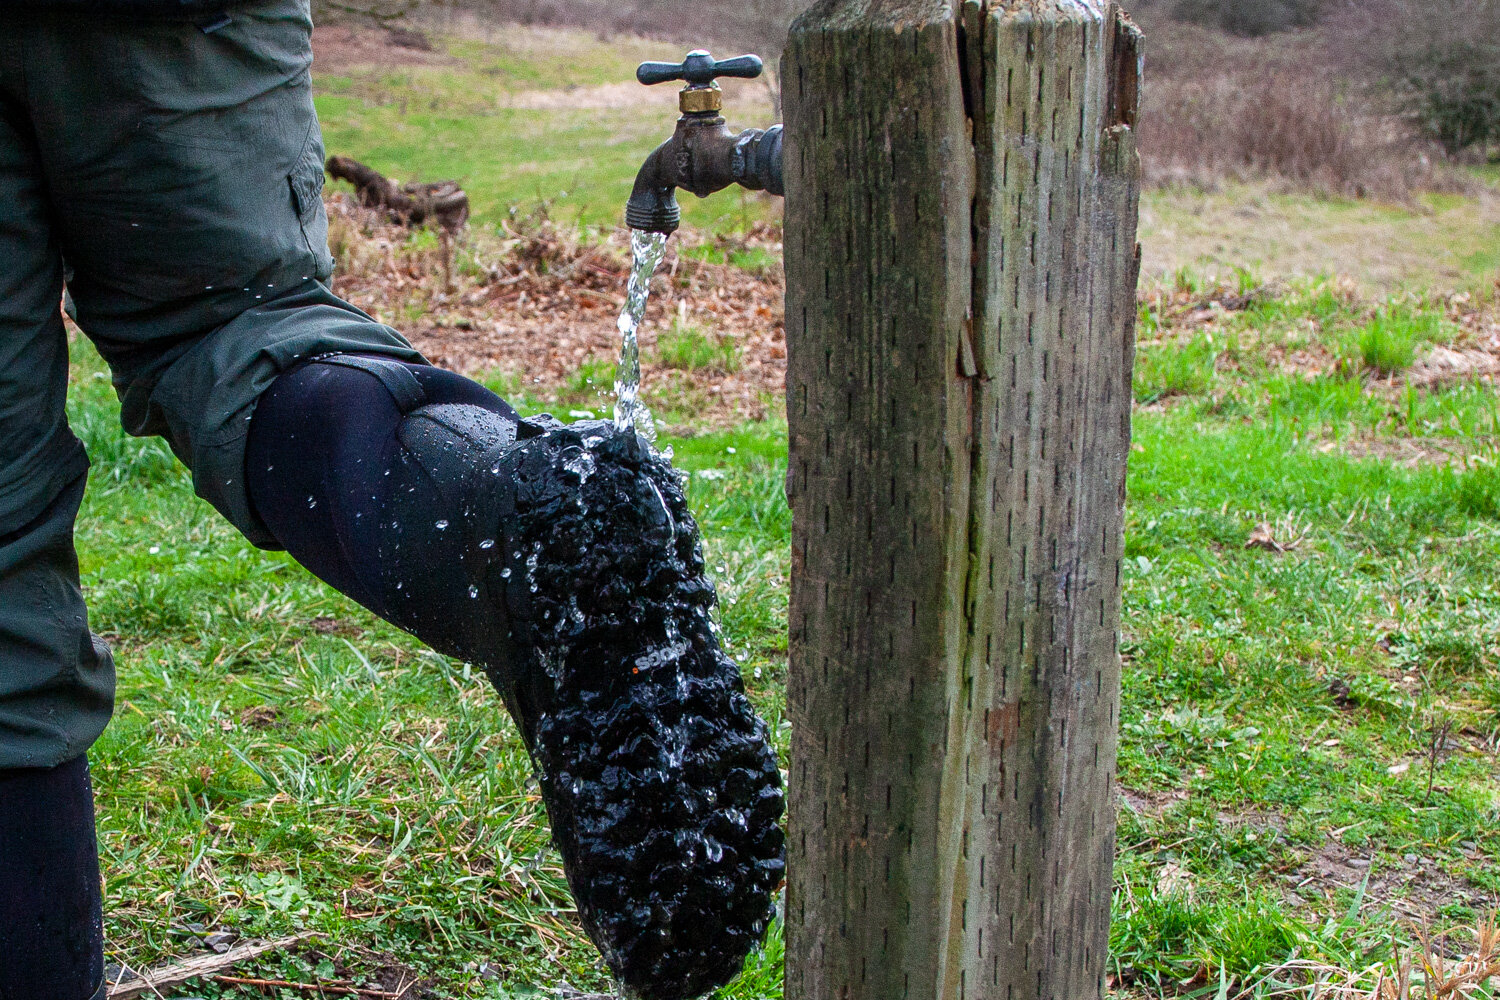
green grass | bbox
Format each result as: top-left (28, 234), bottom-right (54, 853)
top-left (1135, 334), bottom-right (1220, 403)
top-left (61, 22), bottom-right (1500, 999)
top-left (1111, 405), bottom-right (1500, 993)
top-left (76, 269), bottom-right (1500, 996)
top-left (655, 323), bottom-right (743, 374)
top-left (678, 243), bottom-right (782, 276)
top-left (312, 30), bottom-right (779, 234)
top-left (1342, 305), bottom-right (1456, 376)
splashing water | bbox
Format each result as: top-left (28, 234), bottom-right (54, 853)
top-left (613, 229), bottom-right (669, 441)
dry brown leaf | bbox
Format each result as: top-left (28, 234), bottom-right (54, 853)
top-left (1246, 521), bottom-right (1288, 552)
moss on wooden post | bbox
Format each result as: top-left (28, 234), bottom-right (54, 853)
top-left (782, 2), bottom-right (1142, 997)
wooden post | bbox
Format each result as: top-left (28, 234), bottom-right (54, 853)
top-left (781, 2), bottom-right (1142, 998)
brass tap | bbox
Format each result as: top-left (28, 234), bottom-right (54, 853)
top-left (678, 85), bottom-right (723, 115)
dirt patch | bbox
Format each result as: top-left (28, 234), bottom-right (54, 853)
top-left (324, 195), bottom-right (786, 429)
top-left (312, 24), bottom-right (455, 74)
top-left (1119, 786), bottom-right (1190, 818)
top-left (1148, 276), bottom-right (1500, 396)
top-left (362, 962), bottom-right (433, 998)
top-left (1284, 839), bottom-right (1499, 919)
top-left (1406, 309), bottom-right (1500, 391)
top-left (237, 705), bottom-right (282, 730)
top-left (1314, 435), bottom-right (1477, 467)
top-left (311, 615), bottom-right (365, 638)
top-left (295, 944), bottom-right (436, 999)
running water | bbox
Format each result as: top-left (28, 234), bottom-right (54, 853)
top-left (613, 229), bottom-right (669, 441)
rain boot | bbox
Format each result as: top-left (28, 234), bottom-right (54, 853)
top-left (246, 356), bottom-right (784, 999)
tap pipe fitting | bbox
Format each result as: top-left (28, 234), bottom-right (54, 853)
top-left (625, 50), bottom-right (785, 236)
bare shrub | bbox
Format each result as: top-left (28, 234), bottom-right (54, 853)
top-left (415, 0), bottom-right (801, 60)
top-left (1169, 0), bottom-right (1326, 36)
top-left (1142, 71), bottom-right (1433, 198)
top-left (1138, 21), bottom-right (1447, 199)
top-left (1328, 0), bottom-right (1500, 156)
top-left (313, 0), bottom-right (419, 25)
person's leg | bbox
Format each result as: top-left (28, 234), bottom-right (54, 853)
top-left (16, 4), bottom-right (783, 994)
top-left (0, 57), bottom-right (111, 1000)
top-left (245, 357), bottom-right (522, 620)
top-left (245, 357), bottom-right (787, 996)
top-left (17, 1), bottom-right (423, 546)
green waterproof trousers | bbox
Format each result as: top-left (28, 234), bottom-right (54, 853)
top-left (0, 0), bottom-right (424, 769)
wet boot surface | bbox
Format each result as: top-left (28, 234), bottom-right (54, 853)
top-left (494, 423), bottom-right (785, 999)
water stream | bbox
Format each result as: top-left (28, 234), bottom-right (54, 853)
top-left (613, 229), bottom-right (669, 441)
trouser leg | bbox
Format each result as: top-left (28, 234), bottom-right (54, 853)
top-left (0, 754), bottom-right (105, 1000)
top-left (0, 38), bottom-right (116, 1000)
top-left (7, 0), bottom-right (422, 546)
top-left (0, 477), bottom-right (113, 770)
top-left (0, 40), bottom-right (114, 774)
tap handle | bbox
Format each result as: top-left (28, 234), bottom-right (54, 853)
top-left (637, 50), bottom-right (764, 88)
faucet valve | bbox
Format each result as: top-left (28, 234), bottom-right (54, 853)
top-left (626, 49), bottom-right (781, 235)
top-left (637, 50), bottom-right (764, 115)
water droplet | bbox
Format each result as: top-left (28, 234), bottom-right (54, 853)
top-left (479, 538), bottom-right (495, 550)
top-left (307, 496), bottom-right (317, 508)
top-left (435, 519), bottom-right (449, 530)
top-left (500, 567), bottom-right (512, 579)
top-left (469, 585), bottom-right (479, 598)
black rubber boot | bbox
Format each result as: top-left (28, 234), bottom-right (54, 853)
top-left (0, 755), bottom-right (106, 1000)
top-left (247, 358), bottom-right (784, 998)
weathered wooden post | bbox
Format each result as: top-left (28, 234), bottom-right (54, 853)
top-left (781, 1), bottom-right (1142, 997)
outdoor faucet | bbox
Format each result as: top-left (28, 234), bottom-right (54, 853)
top-left (625, 49), bottom-right (784, 235)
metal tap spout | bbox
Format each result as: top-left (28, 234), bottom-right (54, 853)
top-left (625, 50), bottom-right (784, 236)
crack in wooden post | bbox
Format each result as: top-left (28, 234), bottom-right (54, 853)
top-left (784, 1), bottom-right (1141, 997)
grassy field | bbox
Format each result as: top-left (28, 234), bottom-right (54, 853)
top-left (72, 19), bottom-right (1500, 1000)
top-left (79, 277), bottom-right (1500, 999)
top-left (313, 25), bottom-right (782, 237)
top-left (76, 332), bottom-right (792, 997)
top-left (310, 26), bottom-right (1500, 295)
